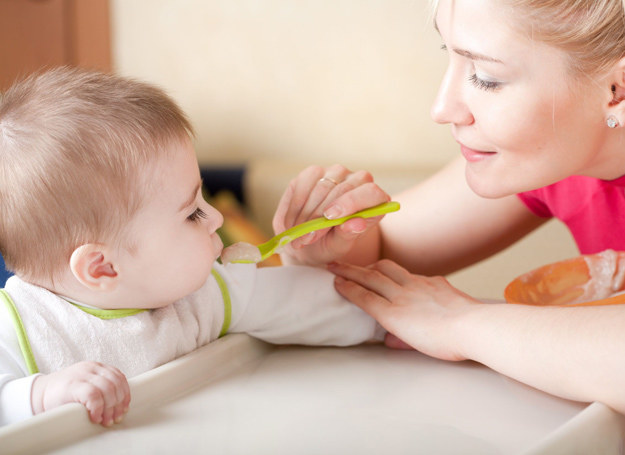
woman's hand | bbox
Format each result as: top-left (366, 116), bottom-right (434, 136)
top-left (31, 361), bottom-right (131, 427)
top-left (328, 260), bottom-right (481, 361)
top-left (272, 164), bottom-right (390, 265)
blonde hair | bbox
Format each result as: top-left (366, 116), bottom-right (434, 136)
top-left (0, 67), bottom-right (194, 281)
top-left (430, 0), bottom-right (625, 78)
top-left (505, 0), bottom-right (625, 77)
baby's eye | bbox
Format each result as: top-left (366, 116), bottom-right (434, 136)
top-left (187, 208), bottom-right (208, 223)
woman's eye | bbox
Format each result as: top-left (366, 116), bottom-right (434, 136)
top-left (187, 208), bottom-right (208, 223)
top-left (468, 73), bottom-right (501, 92)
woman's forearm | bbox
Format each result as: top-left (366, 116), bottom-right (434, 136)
top-left (458, 302), bottom-right (625, 413)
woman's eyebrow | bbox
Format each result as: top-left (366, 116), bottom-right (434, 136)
top-left (435, 21), bottom-right (504, 64)
top-left (452, 48), bottom-right (503, 64)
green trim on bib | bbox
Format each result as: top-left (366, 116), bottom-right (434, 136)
top-left (0, 289), bottom-right (39, 375)
top-left (69, 303), bottom-right (146, 320)
top-left (0, 270), bottom-right (231, 376)
top-left (211, 269), bottom-right (231, 337)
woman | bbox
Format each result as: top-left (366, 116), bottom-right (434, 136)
top-left (272, 0), bottom-right (625, 413)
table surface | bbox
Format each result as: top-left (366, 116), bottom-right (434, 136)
top-left (2, 334), bottom-right (623, 455)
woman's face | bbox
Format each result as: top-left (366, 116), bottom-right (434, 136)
top-left (432, 0), bottom-right (619, 198)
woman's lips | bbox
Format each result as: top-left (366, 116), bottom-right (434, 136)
top-left (460, 144), bottom-right (496, 162)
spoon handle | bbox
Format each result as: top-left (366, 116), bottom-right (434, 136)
top-left (258, 201), bottom-right (400, 259)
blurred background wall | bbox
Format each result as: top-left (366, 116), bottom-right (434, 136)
top-left (0, 0), bottom-right (111, 89)
top-left (110, 0), bottom-right (455, 170)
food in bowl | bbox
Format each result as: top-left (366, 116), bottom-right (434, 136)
top-left (504, 249), bottom-right (625, 306)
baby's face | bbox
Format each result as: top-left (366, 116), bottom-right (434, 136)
top-left (112, 137), bottom-right (224, 309)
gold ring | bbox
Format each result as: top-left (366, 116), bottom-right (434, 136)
top-left (319, 177), bottom-right (340, 186)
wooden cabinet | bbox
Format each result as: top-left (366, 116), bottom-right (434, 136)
top-left (0, 0), bottom-right (111, 91)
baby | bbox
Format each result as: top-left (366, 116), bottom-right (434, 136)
top-left (0, 67), bottom-right (384, 427)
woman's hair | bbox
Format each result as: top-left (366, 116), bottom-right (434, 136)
top-left (0, 66), bottom-right (194, 281)
top-left (505, 0), bottom-right (625, 78)
top-left (431, 0), bottom-right (625, 78)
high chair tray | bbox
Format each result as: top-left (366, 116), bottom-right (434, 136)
top-left (1, 334), bottom-right (623, 454)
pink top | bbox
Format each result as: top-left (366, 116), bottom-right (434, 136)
top-left (518, 175), bottom-right (625, 254)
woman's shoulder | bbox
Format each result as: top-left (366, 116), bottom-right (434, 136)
top-left (518, 175), bottom-right (612, 218)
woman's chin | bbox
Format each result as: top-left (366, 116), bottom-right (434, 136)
top-left (464, 168), bottom-right (515, 199)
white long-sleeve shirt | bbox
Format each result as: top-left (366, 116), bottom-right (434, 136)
top-left (0, 263), bottom-right (384, 426)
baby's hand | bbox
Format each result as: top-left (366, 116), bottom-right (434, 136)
top-left (31, 361), bottom-right (130, 427)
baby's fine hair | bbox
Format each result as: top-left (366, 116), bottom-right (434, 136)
top-left (0, 66), bottom-right (194, 281)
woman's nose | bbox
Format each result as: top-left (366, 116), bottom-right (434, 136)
top-left (430, 68), bottom-right (474, 126)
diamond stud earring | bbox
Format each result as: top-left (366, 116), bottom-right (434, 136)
top-left (607, 115), bottom-right (619, 128)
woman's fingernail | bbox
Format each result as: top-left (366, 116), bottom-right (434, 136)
top-left (324, 206), bottom-right (342, 219)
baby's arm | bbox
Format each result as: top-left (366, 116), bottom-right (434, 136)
top-left (226, 263), bottom-right (385, 346)
top-left (0, 374), bottom-right (39, 425)
top-left (31, 361), bottom-right (130, 427)
top-left (0, 308), bottom-right (39, 426)
top-left (0, 300), bottom-right (130, 427)
top-left (1, 332), bottom-right (129, 427)
top-left (1, 362), bottom-right (130, 427)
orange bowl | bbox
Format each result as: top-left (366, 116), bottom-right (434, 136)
top-left (504, 250), bottom-right (625, 306)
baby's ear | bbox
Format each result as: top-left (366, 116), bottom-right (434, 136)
top-left (69, 244), bottom-right (119, 291)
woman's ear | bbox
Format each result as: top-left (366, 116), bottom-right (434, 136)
top-left (606, 57), bottom-right (625, 123)
top-left (69, 244), bottom-right (119, 291)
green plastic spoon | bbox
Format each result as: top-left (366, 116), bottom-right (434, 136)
top-left (220, 201), bottom-right (400, 264)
